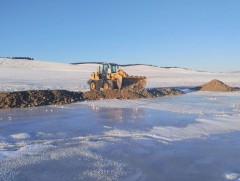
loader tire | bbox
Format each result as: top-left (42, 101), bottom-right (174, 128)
top-left (103, 81), bottom-right (113, 91)
top-left (90, 81), bottom-right (100, 91)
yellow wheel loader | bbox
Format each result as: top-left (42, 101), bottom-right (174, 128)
top-left (88, 63), bottom-right (147, 91)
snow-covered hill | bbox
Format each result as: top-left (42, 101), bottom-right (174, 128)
top-left (0, 58), bottom-right (239, 92)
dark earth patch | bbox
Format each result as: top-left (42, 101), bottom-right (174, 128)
top-left (0, 88), bottom-right (184, 109)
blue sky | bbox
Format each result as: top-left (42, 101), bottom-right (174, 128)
top-left (0, 0), bottom-right (239, 71)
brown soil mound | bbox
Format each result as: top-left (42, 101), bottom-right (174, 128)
top-left (0, 90), bottom-right (83, 109)
top-left (83, 88), bottom-right (183, 101)
top-left (195, 79), bottom-right (237, 92)
top-left (0, 88), bottom-right (184, 109)
top-left (147, 88), bottom-right (184, 97)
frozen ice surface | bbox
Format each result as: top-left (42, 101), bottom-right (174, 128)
top-left (1, 91), bottom-right (240, 181)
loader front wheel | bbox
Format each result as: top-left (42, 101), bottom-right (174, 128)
top-left (103, 82), bottom-right (110, 91)
top-left (103, 81), bottom-right (114, 91)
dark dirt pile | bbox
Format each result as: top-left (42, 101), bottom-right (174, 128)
top-left (0, 90), bottom-right (83, 109)
top-left (147, 88), bottom-right (184, 97)
top-left (0, 88), bottom-right (184, 109)
top-left (83, 88), bottom-right (183, 101)
top-left (194, 79), bottom-right (240, 92)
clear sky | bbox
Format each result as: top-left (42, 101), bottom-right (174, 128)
top-left (0, 0), bottom-right (240, 71)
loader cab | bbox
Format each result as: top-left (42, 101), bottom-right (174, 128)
top-left (102, 63), bottom-right (119, 74)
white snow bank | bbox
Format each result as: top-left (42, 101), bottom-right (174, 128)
top-left (10, 133), bottom-right (31, 139)
top-left (224, 172), bottom-right (240, 180)
top-left (0, 58), bottom-right (98, 92)
top-left (1, 58), bottom-right (240, 92)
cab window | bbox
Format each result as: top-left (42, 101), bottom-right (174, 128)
top-left (111, 65), bottom-right (117, 73)
top-left (103, 64), bottom-right (108, 73)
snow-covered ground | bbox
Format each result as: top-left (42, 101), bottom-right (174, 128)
top-left (0, 58), bottom-right (240, 181)
top-left (0, 58), bottom-right (240, 92)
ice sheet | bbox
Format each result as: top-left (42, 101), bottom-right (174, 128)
top-left (1, 92), bottom-right (240, 180)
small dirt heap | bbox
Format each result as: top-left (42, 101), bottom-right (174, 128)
top-left (195, 79), bottom-right (239, 92)
top-left (0, 88), bottom-right (184, 109)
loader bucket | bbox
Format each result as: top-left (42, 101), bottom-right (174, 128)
top-left (119, 76), bottom-right (147, 90)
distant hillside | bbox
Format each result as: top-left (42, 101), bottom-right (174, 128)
top-left (71, 62), bottom-right (102, 65)
top-left (0, 57), bottom-right (34, 60)
top-left (70, 62), bottom-right (201, 72)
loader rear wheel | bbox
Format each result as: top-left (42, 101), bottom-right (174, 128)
top-left (90, 81), bottom-right (99, 91)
